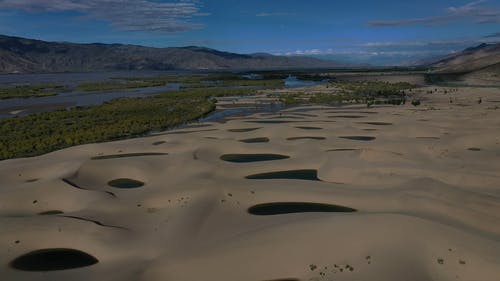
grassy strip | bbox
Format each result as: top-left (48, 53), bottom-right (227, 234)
top-left (76, 80), bottom-right (166, 91)
top-left (118, 73), bottom-right (285, 89)
top-left (117, 74), bottom-right (209, 84)
top-left (333, 80), bottom-right (413, 96)
top-left (0, 85), bottom-right (64, 99)
top-left (280, 81), bottom-right (414, 106)
top-left (181, 79), bottom-right (284, 89)
top-left (116, 73), bottom-right (239, 84)
top-left (222, 79), bottom-right (284, 87)
top-left (180, 83), bottom-right (218, 89)
top-left (0, 88), bottom-right (256, 160)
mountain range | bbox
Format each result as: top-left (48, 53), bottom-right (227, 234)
top-left (431, 43), bottom-right (500, 74)
top-left (0, 35), bottom-right (346, 74)
top-left (1, 34), bottom-right (500, 75)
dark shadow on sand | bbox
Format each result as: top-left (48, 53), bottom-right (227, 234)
top-left (10, 248), bottom-right (98, 271)
top-left (246, 169), bottom-right (319, 181)
top-left (248, 202), bottom-right (357, 215)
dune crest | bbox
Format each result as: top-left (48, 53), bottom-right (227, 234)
top-left (1, 86), bottom-right (500, 281)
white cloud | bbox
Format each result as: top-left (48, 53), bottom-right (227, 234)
top-left (283, 49), bottom-right (455, 57)
top-left (0, 0), bottom-right (206, 32)
top-left (359, 37), bottom-right (500, 47)
top-left (368, 0), bottom-right (500, 26)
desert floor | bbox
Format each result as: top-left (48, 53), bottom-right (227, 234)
top-left (1, 85), bottom-right (500, 281)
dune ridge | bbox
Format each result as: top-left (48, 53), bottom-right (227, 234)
top-left (0, 86), bottom-right (499, 281)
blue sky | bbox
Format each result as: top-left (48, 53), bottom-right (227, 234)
top-left (0, 0), bottom-right (499, 65)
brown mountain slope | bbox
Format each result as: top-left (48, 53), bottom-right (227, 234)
top-left (0, 35), bottom-right (345, 74)
top-left (432, 43), bottom-right (500, 74)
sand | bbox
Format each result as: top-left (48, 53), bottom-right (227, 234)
top-left (0, 85), bottom-right (500, 281)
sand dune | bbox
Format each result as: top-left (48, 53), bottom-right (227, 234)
top-left (1, 86), bottom-right (500, 281)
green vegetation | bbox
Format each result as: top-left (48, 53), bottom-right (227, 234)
top-left (294, 73), bottom-right (329, 81)
top-left (0, 87), bottom-right (256, 160)
top-left (76, 80), bottom-right (166, 91)
top-left (4, 73), bottom-right (278, 99)
top-left (333, 80), bottom-right (413, 96)
top-left (0, 84), bottom-right (64, 99)
top-left (0, 73), bottom-right (418, 161)
top-left (424, 73), bottom-right (500, 88)
top-left (81, 73), bottom-right (253, 91)
top-left (179, 83), bottom-right (217, 89)
top-left (119, 73), bottom-right (284, 90)
top-left (424, 73), bottom-right (463, 85)
top-left (279, 80), bottom-right (413, 106)
top-left (180, 79), bottom-right (284, 89)
top-left (117, 74), bottom-right (211, 84)
top-left (223, 79), bottom-right (283, 87)
top-left (117, 73), bottom-right (231, 85)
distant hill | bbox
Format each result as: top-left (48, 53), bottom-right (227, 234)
top-left (0, 34), bottom-right (345, 74)
top-left (431, 43), bottom-right (500, 74)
